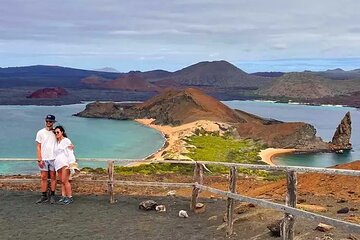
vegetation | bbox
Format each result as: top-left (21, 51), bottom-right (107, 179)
top-left (184, 134), bottom-right (263, 164)
top-left (81, 133), bottom-right (285, 180)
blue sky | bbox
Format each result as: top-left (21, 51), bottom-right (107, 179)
top-left (1, 0), bottom-right (360, 73)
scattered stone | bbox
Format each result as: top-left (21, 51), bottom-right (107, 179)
top-left (337, 199), bottom-right (348, 203)
top-left (208, 215), bottom-right (218, 221)
top-left (315, 223), bottom-right (334, 232)
top-left (155, 205), bottom-right (166, 212)
top-left (179, 210), bottom-right (189, 218)
top-left (337, 207), bottom-right (350, 214)
top-left (266, 219), bottom-right (282, 237)
top-left (350, 208), bottom-right (358, 211)
top-left (139, 200), bottom-right (157, 211)
top-left (235, 202), bottom-right (255, 214)
top-left (166, 190), bottom-right (176, 197)
top-left (194, 203), bottom-right (206, 214)
top-left (348, 190), bottom-right (355, 194)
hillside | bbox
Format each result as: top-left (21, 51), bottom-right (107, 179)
top-left (152, 60), bottom-right (272, 89)
top-left (258, 72), bottom-right (360, 100)
top-left (0, 65), bottom-right (121, 88)
top-left (26, 87), bottom-right (69, 98)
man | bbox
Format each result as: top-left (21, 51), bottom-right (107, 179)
top-left (35, 114), bottom-right (57, 204)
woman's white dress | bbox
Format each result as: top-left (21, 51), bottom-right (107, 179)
top-left (54, 137), bottom-right (76, 172)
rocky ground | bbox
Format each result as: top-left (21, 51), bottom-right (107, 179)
top-left (1, 164), bottom-right (360, 239)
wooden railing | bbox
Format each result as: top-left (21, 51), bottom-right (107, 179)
top-left (1, 158), bottom-right (360, 239)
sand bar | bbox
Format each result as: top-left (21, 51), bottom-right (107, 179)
top-left (134, 119), bottom-right (229, 162)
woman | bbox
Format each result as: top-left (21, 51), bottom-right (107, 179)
top-left (54, 126), bottom-right (77, 205)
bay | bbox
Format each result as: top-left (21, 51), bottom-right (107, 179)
top-left (0, 103), bottom-right (164, 174)
top-left (223, 101), bottom-right (360, 167)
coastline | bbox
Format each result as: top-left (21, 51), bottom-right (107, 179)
top-left (259, 148), bottom-right (297, 166)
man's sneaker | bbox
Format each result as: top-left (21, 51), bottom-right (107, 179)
top-left (36, 195), bottom-right (49, 204)
top-left (57, 196), bottom-right (66, 204)
top-left (49, 195), bottom-right (56, 204)
top-left (62, 197), bottom-right (74, 205)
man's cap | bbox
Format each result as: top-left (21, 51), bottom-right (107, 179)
top-left (45, 114), bottom-right (56, 122)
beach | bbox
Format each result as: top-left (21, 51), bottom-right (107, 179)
top-left (259, 148), bottom-right (297, 166)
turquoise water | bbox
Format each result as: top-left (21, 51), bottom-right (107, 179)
top-left (224, 101), bottom-right (360, 167)
top-left (0, 104), bottom-right (164, 174)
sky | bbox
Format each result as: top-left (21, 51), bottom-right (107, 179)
top-left (1, 0), bottom-right (360, 73)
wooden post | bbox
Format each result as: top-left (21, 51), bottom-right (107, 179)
top-left (190, 163), bottom-right (204, 211)
top-left (107, 160), bottom-right (115, 204)
top-left (226, 166), bottom-right (237, 236)
top-left (281, 170), bottom-right (297, 240)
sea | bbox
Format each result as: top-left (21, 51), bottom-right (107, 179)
top-left (0, 103), bottom-right (164, 174)
top-left (0, 101), bottom-right (359, 174)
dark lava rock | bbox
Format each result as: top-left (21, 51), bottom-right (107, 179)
top-left (337, 207), bottom-right (350, 214)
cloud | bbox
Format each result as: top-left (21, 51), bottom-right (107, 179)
top-left (0, 0), bottom-right (360, 71)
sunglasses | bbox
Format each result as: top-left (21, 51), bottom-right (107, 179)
top-left (46, 121), bottom-right (54, 123)
top-left (54, 131), bottom-right (61, 134)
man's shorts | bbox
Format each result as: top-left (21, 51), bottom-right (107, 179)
top-left (38, 159), bottom-right (55, 172)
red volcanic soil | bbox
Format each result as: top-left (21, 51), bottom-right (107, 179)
top-left (135, 88), bottom-right (245, 124)
top-left (245, 160), bottom-right (360, 202)
top-left (27, 87), bottom-right (69, 98)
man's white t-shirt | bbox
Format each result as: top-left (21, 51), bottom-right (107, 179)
top-left (35, 128), bottom-right (56, 160)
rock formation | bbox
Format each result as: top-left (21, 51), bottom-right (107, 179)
top-left (330, 112), bottom-right (352, 151)
top-left (27, 87), bottom-right (68, 98)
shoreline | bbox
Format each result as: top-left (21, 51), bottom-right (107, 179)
top-left (259, 148), bottom-right (297, 166)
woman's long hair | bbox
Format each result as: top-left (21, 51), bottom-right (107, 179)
top-left (54, 125), bottom-right (68, 138)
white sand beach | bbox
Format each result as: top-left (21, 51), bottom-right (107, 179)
top-left (259, 148), bottom-right (296, 165)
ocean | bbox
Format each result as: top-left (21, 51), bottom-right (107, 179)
top-left (0, 103), bottom-right (164, 174)
top-left (223, 101), bottom-right (360, 167)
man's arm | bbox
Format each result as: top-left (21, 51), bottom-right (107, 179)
top-left (36, 142), bottom-right (44, 167)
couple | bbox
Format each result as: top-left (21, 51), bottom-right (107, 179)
top-left (35, 114), bottom-right (79, 205)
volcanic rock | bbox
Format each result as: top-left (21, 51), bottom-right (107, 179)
top-left (27, 87), bottom-right (68, 98)
top-left (330, 112), bottom-right (352, 150)
top-left (337, 207), bottom-right (350, 214)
